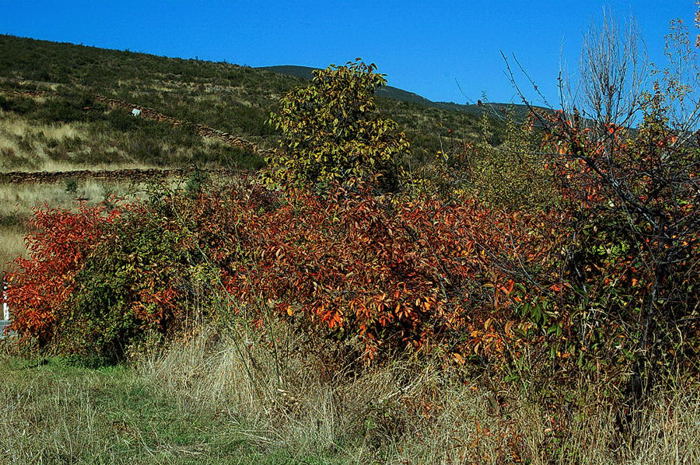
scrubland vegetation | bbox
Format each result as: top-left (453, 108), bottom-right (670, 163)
top-left (0, 91), bottom-right (264, 172)
top-left (1, 13), bottom-right (699, 465)
top-left (0, 33), bottom-right (482, 279)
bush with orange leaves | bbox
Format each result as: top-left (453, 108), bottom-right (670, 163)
top-left (5, 205), bottom-right (119, 346)
top-left (169, 181), bottom-right (569, 362)
top-left (5, 180), bottom-right (569, 363)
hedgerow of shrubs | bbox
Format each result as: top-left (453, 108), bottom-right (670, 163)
top-left (4, 57), bottom-right (698, 399)
top-left (5, 180), bottom-right (568, 365)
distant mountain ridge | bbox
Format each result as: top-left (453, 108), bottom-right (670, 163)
top-left (259, 65), bottom-right (532, 118)
top-left (258, 65), bottom-right (435, 105)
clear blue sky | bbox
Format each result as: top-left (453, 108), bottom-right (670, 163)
top-left (0, 1), bottom-right (695, 104)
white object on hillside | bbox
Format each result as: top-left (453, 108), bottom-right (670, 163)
top-left (132, 108), bottom-right (142, 117)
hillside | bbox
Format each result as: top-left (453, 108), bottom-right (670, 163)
top-left (0, 34), bottom-right (493, 174)
top-left (0, 34), bottom-right (498, 272)
top-left (259, 64), bottom-right (436, 105)
top-left (261, 64), bottom-right (537, 120)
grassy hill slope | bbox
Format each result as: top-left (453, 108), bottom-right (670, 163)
top-left (0, 34), bottom-right (492, 172)
top-left (0, 34), bottom-right (497, 272)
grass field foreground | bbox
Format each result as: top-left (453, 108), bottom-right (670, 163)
top-left (1, 324), bottom-right (698, 465)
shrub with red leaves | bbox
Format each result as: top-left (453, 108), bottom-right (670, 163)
top-left (183, 182), bottom-right (567, 360)
top-left (6, 205), bottom-right (119, 344)
top-left (5, 181), bottom-right (568, 363)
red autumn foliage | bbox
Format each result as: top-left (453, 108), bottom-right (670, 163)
top-left (5, 180), bottom-right (569, 362)
top-left (184, 183), bottom-right (567, 359)
top-left (534, 99), bottom-right (700, 375)
top-left (5, 205), bottom-right (119, 343)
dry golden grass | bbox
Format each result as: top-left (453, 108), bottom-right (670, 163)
top-left (139, 319), bottom-right (700, 465)
top-left (0, 180), bottom-right (143, 273)
top-left (0, 113), bottom-right (83, 139)
top-left (0, 109), bottom-right (162, 172)
top-left (1, 301), bottom-right (697, 464)
top-left (0, 180), bottom-right (139, 222)
top-left (0, 225), bottom-right (26, 272)
top-left (0, 110), bottom-right (82, 171)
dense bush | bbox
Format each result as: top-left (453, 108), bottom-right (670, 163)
top-left (541, 104), bottom-right (700, 387)
top-left (7, 148), bottom-right (695, 379)
top-left (266, 60), bottom-right (410, 188)
top-left (54, 202), bottom-right (218, 361)
top-left (6, 181), bottom-right (568, 363)
top-left (187, 182), bottom-right (567, 360)
top-left (5, 197), bottom-right (220, 360)
top-left (5, 205), bottom-right (119, 345)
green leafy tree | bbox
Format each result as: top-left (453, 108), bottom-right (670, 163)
top-left (469, 111), bottom-right (560, 210)
top-left (266, 59), bottom-right (409, 188)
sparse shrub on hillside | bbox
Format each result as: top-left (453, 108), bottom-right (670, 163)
top-left (266, 59), bottom-right (410, 189)
top-left (64, 178), bottom-right (78, 195)
top-left (106, 109), bottom-right (142, 132)
top-left (33, 95), bottom-right (102, 124)
top-left (469, 112), bottom-right (560, 210)
top-left (0, 94), bottom-right (37, 114)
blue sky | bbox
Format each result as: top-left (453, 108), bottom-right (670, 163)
top-left (0, 1), bottom-right (695, 104)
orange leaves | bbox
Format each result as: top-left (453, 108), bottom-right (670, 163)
top-left (315, 304), bottom-right (343, 329)
top-left (132, 287), bottom-right (179, 326)
top-left (549, 283), bottom-right (565, 293)
top-left (7, 180), bottom-right (571, 362)
top-left (6, 205), bottom-right (117, 343)
top-left (192, 182), bottom-right (563, 359)
top-left (499, 280), bottom-right (515, 297)
top-left (245, 185), bottom-right (562, 358)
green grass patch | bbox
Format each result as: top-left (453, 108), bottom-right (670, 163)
top-left (0, 356), bottom-right (344, 465)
